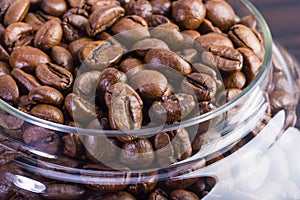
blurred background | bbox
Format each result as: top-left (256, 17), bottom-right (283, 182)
top-left (251, 0), bottom-right (300, 60)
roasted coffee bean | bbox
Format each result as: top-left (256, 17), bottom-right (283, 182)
top-left (201, 45), bottom-right (243, 72)
top-left (35, 63), bottom-right (73, 90)
top-left (216, 88), bottom-right (242, 106)
top-left (41, 183), bottom-right (85, 200)
top-left (23, 125), bottom-right (61, 154)
top-left (0, 75), bottom-right (19, 104)
top-left (119, 58), bottom-right (144, 78)
top-left (151, 23), bottom-right (184, 51)
top-left (228, 24), bottom-right (263, 57)
top-left (80, 40), bottom-right (123, 70)
top-left (172, 0), bottom-right (205, 30)
top-left (40, 0), bottom-right (68, 17)
top-left (146, 14), bottom-right (170, 27)
top-left (238, 15), bottom-right (257, 30)
top-left (18, 95), bottom-right (34, 113)
top-left (194, 101), bottom-right (213, 135)
top-left (148, 188), bottom-right (169, 200)
top-left (3, 0), bottom-right (30, 26)
top-left (100, 191), bottom-right (137, 200)
top-left (119, 138), bottom-right (155, 169)
top-left (106, 82), bottom-right (143, 132)
top-left (62, 8), bottom-right (89, 42)
top-left (182, 48), bottom-right (198, 63)
top-left (111, 15), bottom-right (150, 47)
top-left (87, 117), bottom-right (111, 130)
top-left (51, 46), bottom-right (74, 72)
top-left (223, 71), bottom-right (246, 89)
top-left (132, 38), bottom-right (169, 57)
top-left (270, 90), bottom-right (296, 114)
top-left (145, 49), bottom-right (192, 76)
top-left (28, 86), bottom-right (64, 106)
top-left (0, 45), bottom-right (9, 62)
top-left (198, 18), bottom-right (222, 35)
top-left (24, 12), bottom-right (47, 31)
top-left (30, 104), bottom-right (64, 124)
top-left (205, 0), bottom-right (235, 32)
top-left (3, 22), bottom-right (34, 51)
top-left (0, 0), bottom-right (13, 22)
top-left (92, 0), bottom-right (121, 12)
top-left (152, 93), bottom-right (196, 123)
top-left (0, 62), bottom-right (10, 77)
top-left (181, 30), bottom-right (201, 48)
top-left (181, 73), bottom-right (217, 102)
top-left (63, 132), bottom-right (84, 158)
top-left (74, 70), bottom-right (102, 100)
top-left (168, 128), bottom-right (192, 161)
top-left (9, 46), bottom-right (51, 72)
top-left (154, 132), bottom-right (175, 166)
top-left (68, 37), bottom-right (93, 62)
top-left (194, 32), bottom-right (233, 50)
top-left (84, 136), bottom-right (119, 163)
top-left (150, 0), bottom-right (171, 16)
top-left (0, 109), bottom-right (24, 130)
top-left (238, 47), bottom-right (262, 84)
top-left (125, 0), bottom-right (152, 18)
top-left (11, 68), bottom-right (41, 92)
top-left (86, 5), bottom-right (125, 37)
top-left (130, 70), bottom-right (168, 99)
top-left (170, 189), bottom-right (199, 200)
top-left (34, 19), bottom-right (63, 50)
top-left (127, 171), bottom-right (158, 194)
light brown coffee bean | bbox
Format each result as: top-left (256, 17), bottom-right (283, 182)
top-left (40, 0), bottom-right (68, 17)
top-left (28, 86), bottom-right (64, 106)
top-left (30, 104), bottom-right (64, 124)
top-left (194, 32), bottom-right (233, 50)
top-left (223, 71), bottom-right (246, 89)
top-left (51, 46), bottom-right (74, 72)
top-left (3, 0), bottom-right (30, 26)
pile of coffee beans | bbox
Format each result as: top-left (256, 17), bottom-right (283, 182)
top-left (1, 0), bottom-right (293, 199)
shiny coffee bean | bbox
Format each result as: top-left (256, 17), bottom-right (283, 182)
top-left (150, 0), bottom-right (171, 16)
top-left (194, 32), bottom-right (233, 50)
top-left (223, 71), bottom-right (246, 89)
top-left (0, 0), bottom-right (14, 22)
top-left (11, 68), bottom-right (41, 92)
top-left (28, 86), bottom-right (64, 106)
top-left (68, 37), bottom-right (93, 62)
top-left (148, 188), bottom-right (169, 200)
top-left (181, 30), bottom-right (201, 48)
top-left (152, 93), bottom-right (196, 123)
top-left (91, 0), bottom-right (121, 12)
top-left (41, 184), bottom-right (85, 200)
top-left (34, 19), bottom-right (63, 50)
top-left (40, 0), bottom-right (68, 17)
top-left (170, 189), bottom-right (199, 200)
top-left (182, 48), bottom-right (198, 63)
top-left (0, 45), bottom-right (9, 62)
top-left (3, 0), bottom-right (30, 26)
top-left (205, 0), bottom-right (235, 32)
top-left (119, 58), bottom-right (144, 78)
top-left (30, 104), bottom-right (64, 124)
top-left (125, 0), bottom-right (152, 18)
top-left (35, 63), bottom-right (73, 91)
top-left (132, 38), bottom-right (169, 57)
top-left (145, 49), bottom-right (192, 76)
top-left (201, 45), bottom-right (243, 72)
top-left (0, 62), bottom-right (10, 77)
top-left (100, 191), bottom-right (137, 200)
top-left (9, 46), bottom-right (51, 72)
top-left (168, 129), bottom-right (192, 161)
top-left (119, 138), bottom-right (155, 169)
top-left (198, 18), bottom-right (222, 35)
top-left (154, 132), bottom-right (175, 166)
top-left (106, 83), bottom-right (143, 134)
top-left (63, 132), bottom-right (84, 158)
top-left (216, 88), bottom-right (242, 106)
top-left (146, 14), bottom-right (170, 27)
top-left (80, 40), bottom-right (123, 70)
top-left (181, 73), bottom-right (217, 102)
top-left (51, 46), bottom-right (74, 72)
top-left (0, 109), bottom-right (24, 130)
top-left (130, 70), bottom-right (168, 99)
top-left (238, 15), bottom-right (257, 30)
top-left (86, 5), bottom-right (125, 37)
top-left (24, 12), bottom-right (48, 31)
top-left (172, 0), bottom-right (206, 30)
top-left (3, 22), bottom-right (33, 51)
top-left (127, 171), bottom-right (158, 194)
top-left (0, 75), bottom-right (19, 104)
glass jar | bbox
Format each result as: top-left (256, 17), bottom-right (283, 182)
top-left (0, 0), bottom-right (300, 199)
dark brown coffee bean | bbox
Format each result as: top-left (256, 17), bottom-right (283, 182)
top-left (101, 191), bottom-right (137, 200)
top-left (0, 45), bottom-right (9, 62)
top-left (80, 40), bottom-right (123, 70)
top-left (41, 184), bottom-right (85, 200)
top-left (3, 22), bottom-right (33, 51)
top-left (170, 189), bottom-right (199, 200)
top-left (68, 37), bottom-right (93, 62)
top-left (40, 0), bottom-right (68, 17)
top-left (194, 101), bottom-right (213, 135)
top-left (181, 30), bottom-right (201, 48)
top-left (198, 18), bottom-right (222, 35)
top-left (30, 104), bottom-right (64, 124)
top-left (51, 46), bottom-right (74, 72)
top-left (127, 171), bottom-right (158, 194)
top-left (238, 47), bottom-right (262, 84)
top-left (150, 0), bottom-right (171, 16)
top-left (62, 8), bottom-right (89, 42)
top-left (0, 0), bottom-right (13, 22)
top-left (74, 70), bottom-right (102, 101)
top-left (201, 45), bottom-right (243, 72)
top-left (131, 38), bottom-right (169, 57)
top-left (205, 0), bottom-right (235, 32)
top-left (11, 68), bottom-right (41, 92)
top-left (154, 132), bottom-right (175, 166)
top-left (130, 70), bottom-right (168, 99)
top-left (17, 95), bottom-right (34, 113)
top-left (84, 136), bottom-right (119, 163)
top-left (181, 73), bottom-right (217, 102)
top-left (223, 71), bottom-right (246, 89)
top-left (86, 5), bottom-right (125, 37)
top-left (119, 138), bottom-right (154, 169)
top-left (169, 128), bottom-right (192, 161)
top-left (0, 109), bottom-right (24, 130)
top-left (151, 23), bottom-right (184, 51)
top-left (172, 0), bottom-right (205, 30)
top-left (24, 12), bottom-right (47, 31)
top-left (3, 0), bottom-right (30, 26)
top-left (105, 82), bottom-right (143, 133)
top-left (28, 86), bottom-right (64, 106)
top-left (125, 0), bottom-right (152, 18)
top-left (145, 49), bottom-right (192, 76)
top-left (23, 125), bottom-right (61, 154)
top-left (146, 14), bottom-right (170, 27)
top-left (194, 32), bottom-right (233, 50)
top-left (0, 75), bottom-right (19, 104)
top-left (148, 188), bottom-right (169, 200)
top-left (0, 62), bottom-right (10, 77)
top-left (228, 24), bottom-right (263, 57)
top-left (63, 132), bottom-right (84, 158)
top-left (152, 93), bottom-right (196, 123)
top-left (35, 63), bottom-right (74, 90)
top-left (34, 19), bottom-right (63, 50)
top-left (119, 58), bottom-right (144, 78)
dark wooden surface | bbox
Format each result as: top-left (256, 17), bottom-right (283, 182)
top-left (251, 0), bottom-right (300, 61)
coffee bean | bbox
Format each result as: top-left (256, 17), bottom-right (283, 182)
top-left (0, 75), bottom-right (19, 104)
top-left (125, 0), bottom-right (152, 18)
top-left (86, 5), bottom-right (125, 37)
top-left (0, 45), bottom-right (9, 62)
top-left (154, 132), bottom-right (175, 166)
top-left (238, 15), bottom-right (257, 30)
top-left (9, 46), bottom-right (51, 72)
top-left (91, 0), bottom-right (121, 12)
top-left (28, 86), bottom-right (64, 106)
top-left (0, 109), bottom-right (24, 130)
top-left (35, 63), bottom-right (73, 91)
top-left (68, 37), bottom-right (93, 62)
top-left (119, 58), bottom-right (144, 78)
top-left (30, 104), bottom-right (64, 124)
top-left (169, 128), bottom-right (192, 161)
top-left (223, 71), bottom-right (246, 89)
top-left (51, 46), bottom-right (74, 72)
top-left (170, 189), bottom-right (199, 200)
top-left (24, 12), bottom-right (47, 31)
top-left (148, 188), bottom-right (169, 200)
top-left (34, 19), bottom-right (63, 50)
top-left (146, 14), bottom-right (170, 27)
top-left (194, 32), bottom-right (233, 50)
top-left (100, 191), bottom-right (137, 200)
top-left (11, 68), bottom-right (41, 92)
top-left (63, 132), bottom-right (84, 158)
top-left (198, 18), bottom-right (222, 34)
top-left (150, 0), bottom-right (171, 16)
top-left (40, 0), bottom-right (68, 17)
top-left (128, 171), bottom-right (158, 194)
top-left (172, 0), bottom-right (206, 30)
top-left (41, 183), bottom-right (85, 200)
top-left (0, 62), bottom-right (10, 77)
top-left (3, 0), bottom-right (30, 26)
top-left (181, 30), bottom-right (201, 48)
